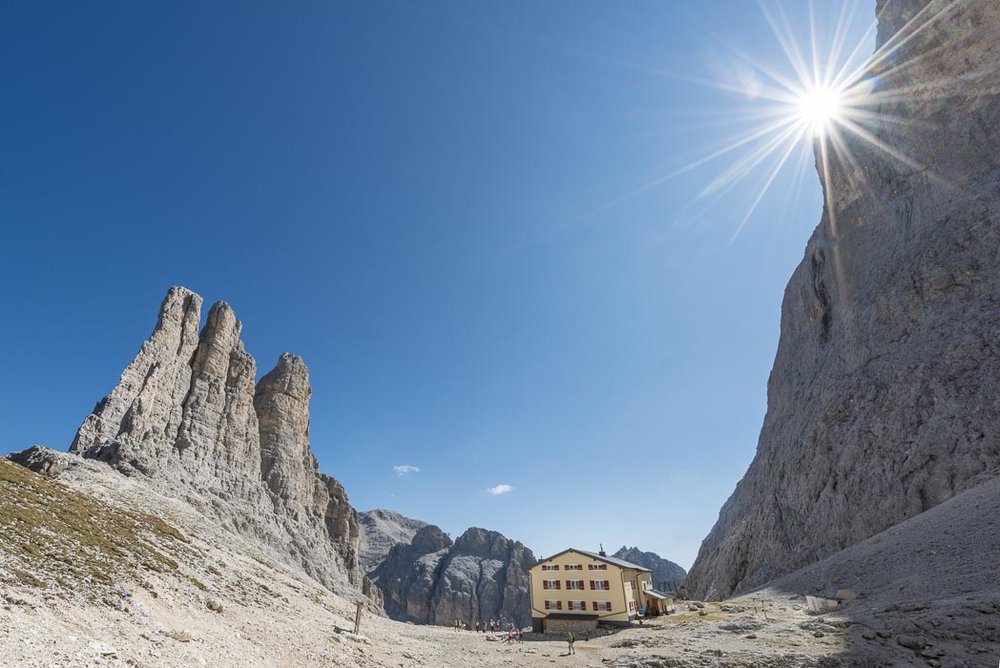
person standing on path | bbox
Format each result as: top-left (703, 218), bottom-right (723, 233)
top-left (567, 631), bottom-right (575, 655)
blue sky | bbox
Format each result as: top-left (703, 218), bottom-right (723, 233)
top-left (0, 1), bottom-right (872, 569)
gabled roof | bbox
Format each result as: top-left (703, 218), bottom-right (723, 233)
top-left (532, 548), bottom-right (652, 572)
top-left (642, 589), bottom-right (671, 600)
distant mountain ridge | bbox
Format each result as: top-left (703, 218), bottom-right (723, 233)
top-left (357, 508), bottom-right (428, 574)
top-left (613, 546), bottom-right (686, 592)
top-left (370, 525), bottom-right (535, 628)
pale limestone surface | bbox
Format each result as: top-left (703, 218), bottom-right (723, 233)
top-left (685, 0), bottom-right (1000, 600)
top-left (70, 286), bottom-right (203, 478)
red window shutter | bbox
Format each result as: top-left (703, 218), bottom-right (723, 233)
top-left (556, 581), bottom-right (561, 589)
top-left (603, 580), bottom-right (610, 589)
top-left (577, 580), bottom-right (583, 589)
top-left (543, 581), bottom-right (548, 590)
top-left (592, 601), bottom-right (598, 611)
top-left (589, 580), bottom-right (595, 590)
top-left (557, 601), bottom-right (563, 610)
top-left (545, 600), bottom-right (550, 610)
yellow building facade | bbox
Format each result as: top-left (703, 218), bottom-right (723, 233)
top-left (528, 548), bottom-right (659, 632)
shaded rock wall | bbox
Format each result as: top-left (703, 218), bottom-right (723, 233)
top-left (371, 525), bottom-right (535, 628)
top-left (685, 0), bottom-right (1000, 599)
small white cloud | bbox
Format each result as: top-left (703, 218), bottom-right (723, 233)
top-left (393, 464), bottom-right (420, 476)
top-left (487, 484), bottom-right (514, 496)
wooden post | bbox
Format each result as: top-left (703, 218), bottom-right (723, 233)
top-left (353, 601), bottom-right (363, 635)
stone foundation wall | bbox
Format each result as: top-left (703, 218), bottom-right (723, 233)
top-left (541, 618), bottom-right (598, 635)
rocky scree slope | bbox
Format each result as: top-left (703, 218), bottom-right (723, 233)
top-left (370, 525), bottom-right (535, 628)
top-left (7, 447), bottom-right (970, 666)
top-left (13, 286), bottom-right (378, 605)
top-left (357, 509), bottom-right (428, 575)
top-left (612, 546), bottom-right (686, 593)
top-left (758, 475), bottom-right (1000, 666)
top-left (685, 0), bottom-right (1000, 600)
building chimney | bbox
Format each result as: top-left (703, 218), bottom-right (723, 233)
top-left (599, 543), bottom-right (606, 557)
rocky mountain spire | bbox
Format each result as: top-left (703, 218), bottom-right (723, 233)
top-left (70, 286), bottom-right (203, 475)
top-left (66, 286), bottom-right (378, 604)
top-left (255, 353), bottom-right (323, 519)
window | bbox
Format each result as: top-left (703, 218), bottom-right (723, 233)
top-left (628, 601), bottom-right (636, 612)
top-left (541, 564), bottom-right (559, 571)
top-left (544, 600), bottom-right (563, 611)
top-left (542, 580), bottom-right (561, 590)
top-left (566, 580), bottom-right (584, 590)
top-left (565, 564), bottom-right (583, 571)
top-left (588, 563), bottom-right (608, 570)
top-left (590, 580), bottom-right (610, 590)
top-left (592, 601), bottom-right (613, 612)
top-left (567, 601), bottom-right (587, 611)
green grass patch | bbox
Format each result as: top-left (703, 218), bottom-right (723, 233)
top-left (0, 458), bottom-right (189, 595)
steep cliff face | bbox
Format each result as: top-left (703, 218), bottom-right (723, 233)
top-left (371, 525), bottom-right (453, 623)
top-left (371, 526), bottom-right (535, 627)
top-left (71, 287), bottom-right (204, 478)
top-left (60, 287), bottom-right (376, 603)
top-left (612, 546), bottom-right (686, 593)
top-left (685, 0), bottom-right (1000, 600)
top-left (358, 509), bottom-right (428, 574)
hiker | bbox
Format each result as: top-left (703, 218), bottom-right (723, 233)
top-left (567, 631), bottom-right (575, 654)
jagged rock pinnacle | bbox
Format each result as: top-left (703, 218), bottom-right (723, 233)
top-left (61, 286), bottom-right (378, 604)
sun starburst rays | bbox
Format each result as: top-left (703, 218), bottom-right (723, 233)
top-left (656, 0), bottom-right (967, 242)
top-left (559, 0), bottom-right (967, 247)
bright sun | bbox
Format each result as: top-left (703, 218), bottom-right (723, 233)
top-left (795, 85), bottom-right (845, 136)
